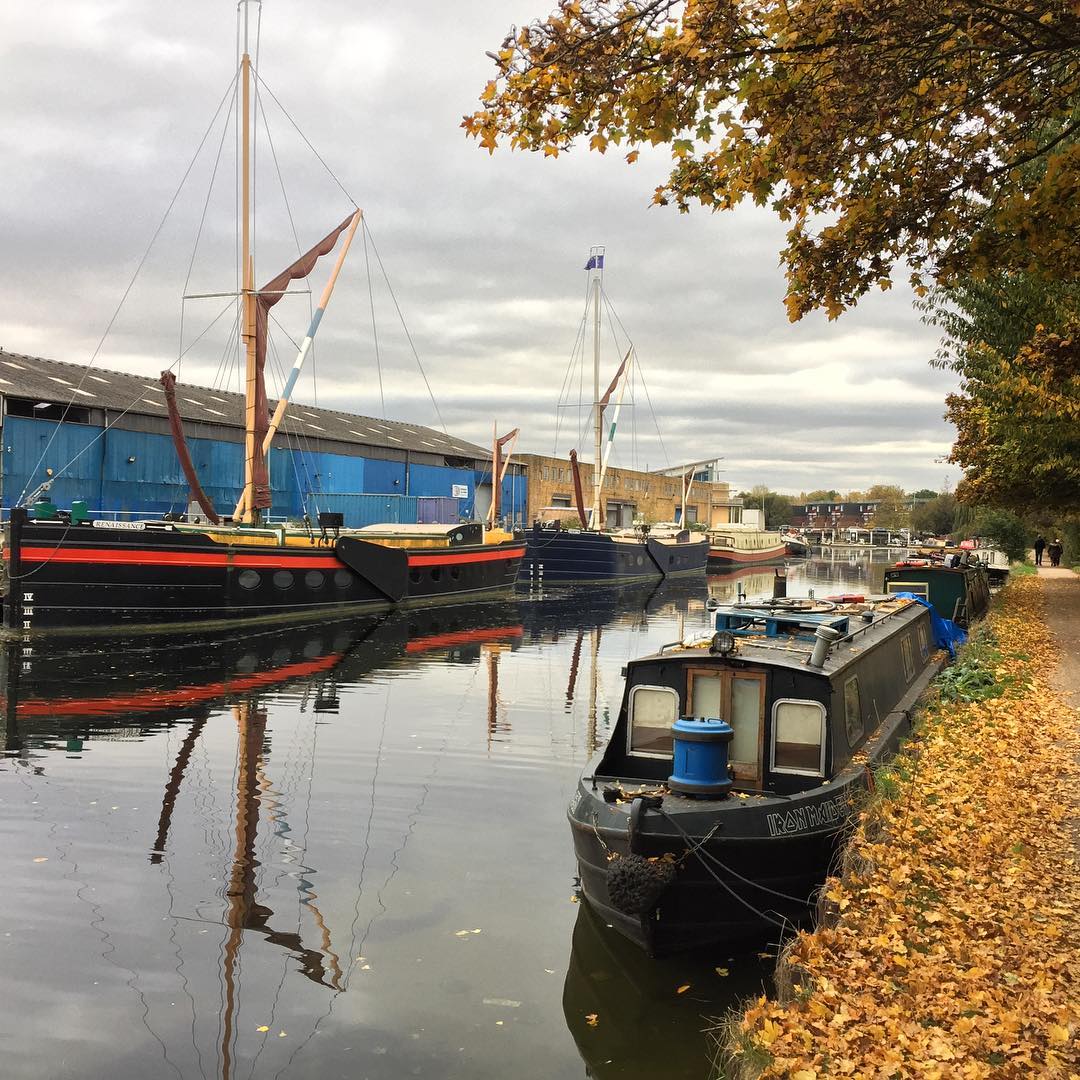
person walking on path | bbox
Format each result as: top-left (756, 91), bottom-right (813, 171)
top-left (1048, 538), bottom-right (1064, 567)
top-left (1034, 534), bottom-right (1047, 565)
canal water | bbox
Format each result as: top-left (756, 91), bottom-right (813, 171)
top-left (0, 551), bottom-right (896, 1080)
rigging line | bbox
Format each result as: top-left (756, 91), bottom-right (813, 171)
top-left (271, 682), bottom-right (393, 1080)
top-left (361, 221), bottom-right (386, 419)
top-left (17, 68), bottom-right (241, 509)
top-left (362, 219), bottom-right (447, 434)
top-left (602, 294), bottom-right (670, 469)
top-left (253, 71), bottom-right (357, 209)
top-left (179, 73), bottom-right (240, 376)
top-left (552, 307), bottom-right (588, 457)
top-left (39, 299), bottom-right (238, 495)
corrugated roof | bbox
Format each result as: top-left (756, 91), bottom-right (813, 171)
top-left (0, 349), bottom-right (489, 460)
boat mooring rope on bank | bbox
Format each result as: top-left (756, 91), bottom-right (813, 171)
top-left (721, 576), bottom-right (1080, 1079)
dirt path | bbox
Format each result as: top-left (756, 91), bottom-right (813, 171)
top-left (1037, 566), bottom-right (1080, 705)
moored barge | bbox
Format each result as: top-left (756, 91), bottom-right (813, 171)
top-left (883, 555), bottom-right (990, 628)
top-left (568, 595), bottom-right (945, 954)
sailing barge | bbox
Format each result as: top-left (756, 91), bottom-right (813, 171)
top-left (518, 250), bottom-right (709, 585)
top-left (1, 10), bottom-right (524, 632)
top-left (568, 595), bottom-right (944, 954)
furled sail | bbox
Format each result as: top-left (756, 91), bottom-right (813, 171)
top-left (249, 214), bottom-right (355, 511)
top-left (160, 370), bottom-right (222, 524)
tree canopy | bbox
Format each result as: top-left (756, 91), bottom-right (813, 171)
top-left (922, 273), bottom-right (1080, 512)
top-left (738, 485), bottom-right (793, 526)
top-left (464, 0), bottom-right (1080, 319)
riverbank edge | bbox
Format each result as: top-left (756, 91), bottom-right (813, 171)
top-left (719, 576), bottom-right (1080, 1079)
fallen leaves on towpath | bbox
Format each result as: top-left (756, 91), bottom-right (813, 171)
top-left (727, 576), bottom-right (1080, 1078)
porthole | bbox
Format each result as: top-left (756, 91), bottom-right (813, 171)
top-left (304, 570), bottom-right (325, 590)
top-left (237, 569), bottom-right (261, 591)
top-left (636, 556), bottom-right (644, 566)
top-left (409, 569), bottom-right (422, 584)
top-left (430, 568), bottom-right (442, 581)
top-left (450, 567), bottom-right (461, 580)
top-left (333, 569), bottom-right (353, 588)
top-left (273, 570), bottom-right (294, 590)
top-left (453, 531), bottom-right (465, 542)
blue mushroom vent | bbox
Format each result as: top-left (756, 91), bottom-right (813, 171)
top-left (668, 717), bottom-right (734, 798)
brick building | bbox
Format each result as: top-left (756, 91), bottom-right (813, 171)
top-left (517, 452), bottom-right (741, 528)
top-left (790, 501), bottom-right (881, 531)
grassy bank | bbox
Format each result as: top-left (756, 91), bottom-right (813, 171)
top-left (722, 577), bottom-right (1080, 1078)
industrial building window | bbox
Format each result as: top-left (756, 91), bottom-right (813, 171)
top-left (5, 398), bottom-right (91, 424)
top-left (627, 685), bottom-right (679, 757)
top-left (551, 495), bottom-right (571, 507)
top-left (844, 677), bottom-right (863, 746)
top-left (771, 699), bottom-right (826, 776)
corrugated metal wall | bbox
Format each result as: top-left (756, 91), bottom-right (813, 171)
top-left (1, 414), bottom-right (529, 524)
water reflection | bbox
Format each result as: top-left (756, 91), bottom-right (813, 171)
top-left (0, 564), bottom-right (885, 1079)
top-left (563, 901), bottom-right (773, 1079)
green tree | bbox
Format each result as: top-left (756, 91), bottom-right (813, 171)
top-left (910, 488), bottom-right (939, 500)
top-left (964, 507), bottom-right (1030, 561)
top-left (865, 484), bottom-right (909, 529)
top-left (910, 493), bottom-right (957, 537)
top-left (738, 486), bottom-right (794, 528)
top-left (924, 274), bottom-right (1080, 513)
top-left (466, 1), bottom-right (1080, 320)
top-left (801, 489), bottom-right (840, 501)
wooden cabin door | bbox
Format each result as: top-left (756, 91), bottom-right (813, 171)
top-left (685, 668), bottom-right (766, 784)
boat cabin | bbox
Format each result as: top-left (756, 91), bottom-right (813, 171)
top-left (594, 597), bottom-right (936, 797)
top-left (883, 558), bottom-right (990, 628)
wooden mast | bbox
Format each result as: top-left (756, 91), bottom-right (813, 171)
top-left (590, 249), bottom-right (603, 529)
top-left (240, 10), bottom-right (258, 525)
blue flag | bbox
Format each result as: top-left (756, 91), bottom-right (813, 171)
top-left (584, 254), bottom-right (605, 270)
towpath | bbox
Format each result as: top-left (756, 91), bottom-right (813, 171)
top-left (1038, 565), bottom-right (1080, 706)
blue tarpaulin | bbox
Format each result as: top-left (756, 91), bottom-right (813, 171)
top-left (894, 592), bottom-right (967, 657)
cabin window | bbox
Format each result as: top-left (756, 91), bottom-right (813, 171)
top-left (627, 685), bottom-right (679, 757)
top-left (771, 699), bottom-right (826, 776)
top-left (686, 669), bottom-right (765, 782)
top-left (900, 637), bottom-right (915, 681)
top-left (916, 623), bottom-right (930, 661)
top-left (844, 677), bottom-right (863, 746)
top-left (886, 580), bottom-right (928, 600)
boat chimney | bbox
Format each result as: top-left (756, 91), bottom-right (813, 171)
top-left (807, 625), bottom-right (842, 669)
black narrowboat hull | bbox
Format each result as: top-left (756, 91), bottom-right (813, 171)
top-left (569, 639), bottom-right (945, 955)
top-left (883, 563), bottom-right (990, 628)
top-left (518, 526), bottom-right (709, 585)
top-left (2, 518), bottom-right (524, 633)
top-left (569, 770), bottom-right (868, 954)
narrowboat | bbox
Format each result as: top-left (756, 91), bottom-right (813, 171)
top-left (883, 555), bottom-right (990, 627)
top-left (567, 595), bottom-right (945, 954)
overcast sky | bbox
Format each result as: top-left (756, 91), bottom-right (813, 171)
top-left (0, 1), bottom-right (961, 496)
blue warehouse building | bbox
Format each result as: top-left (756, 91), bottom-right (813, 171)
top-left (0, 350), bottom-right (527, 527)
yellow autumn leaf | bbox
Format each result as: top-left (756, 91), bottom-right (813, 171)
top-left (480, 81), bottom-right (497, 102)
top-left (256, 1026), bottom-right (269, 1033)
top-left (676, 983), bottom-right (691, 994)
top-left (759, 1018), bottom-right (782, 1046)
top-left (585, 1013), bottom-right (599, 1027)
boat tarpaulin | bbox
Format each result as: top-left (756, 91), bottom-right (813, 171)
top-left (894, 592), bottom-right (967, 657)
